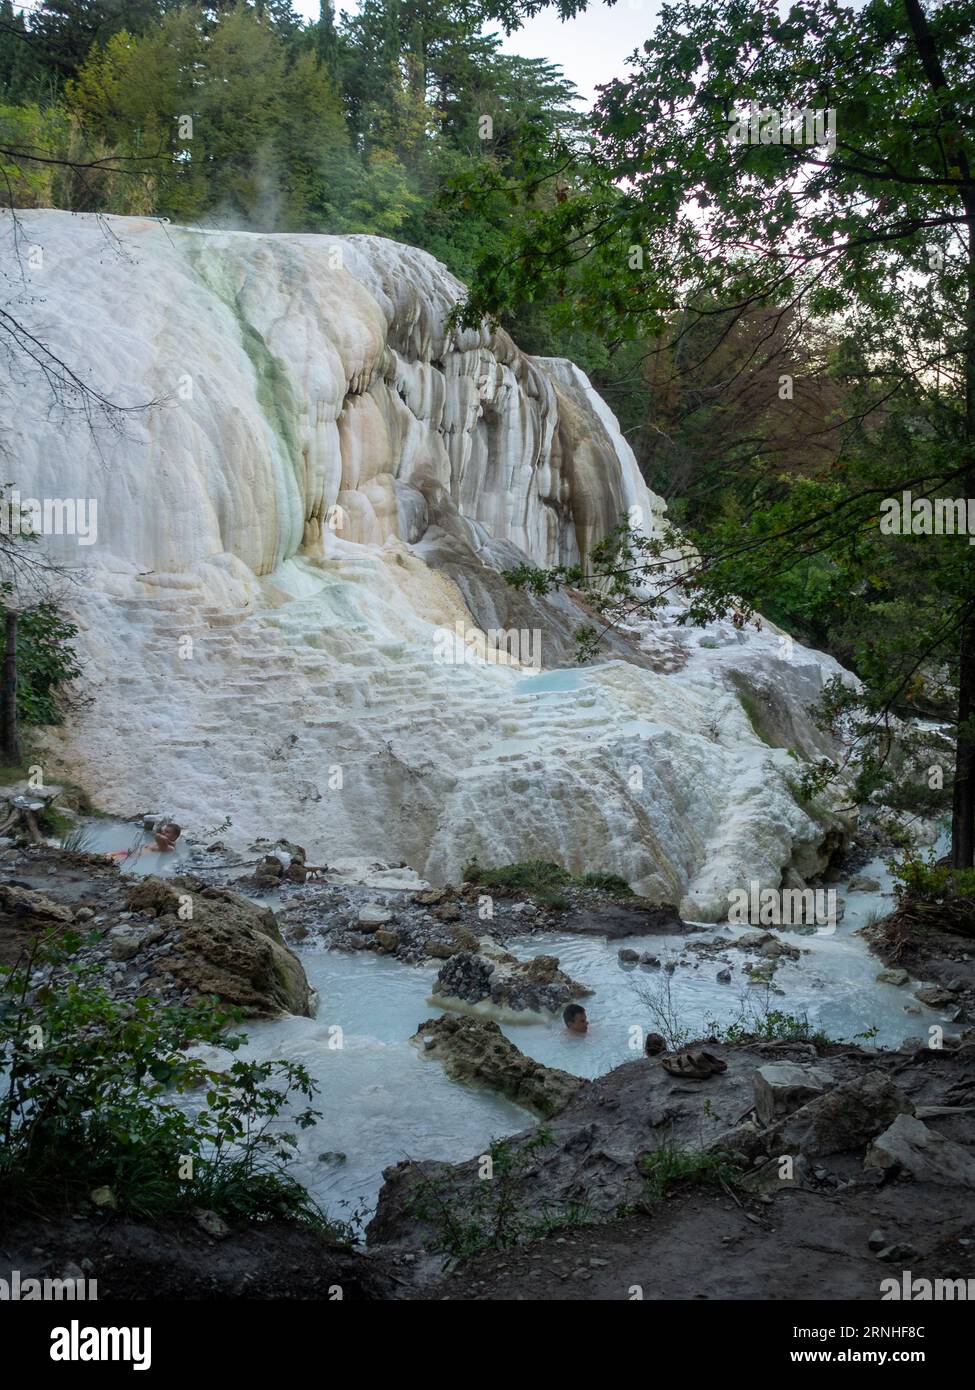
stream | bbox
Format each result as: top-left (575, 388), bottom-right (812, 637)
top-left (229, 851), bottom-right (950, 1225)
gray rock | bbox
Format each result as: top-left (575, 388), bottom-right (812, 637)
top-left (848, 875), bottom-right (881, 893)
top-left (618, 948), bottom-right (640, 964)
top-left (753, 1064), bottom-right (835, 1126)
top-left (770, 1071), bottom-right (913, 1158)
top-left (716, 967), bottom-right (732, 983)
top-left (193, 1208), bottom-right (230, 1239)
top-left (877, 1243), bottom-right (919, 1262)
top-left (864, 1113), bottom-right (975, 1189)
top-left (411, 1014), bottom-right (583, 1118)
top-left (358, 904), bottom-right (393, 929)
top-left (868, 1229), bottom-right (887, 1252)
top-left (876, 968), bottom-right (909, 986)
top-left (914, 986), bottom-right (955, 1007)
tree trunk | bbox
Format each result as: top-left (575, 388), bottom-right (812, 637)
top-left (1, 610), bottom-right (19, 764)
top-left (955, 212), bottom-right (975, 867)
top-left (952, 609), bottom-right (975, 867)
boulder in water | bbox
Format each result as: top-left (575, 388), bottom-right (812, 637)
top-left (412, 1014), bottom-right (583, 1118)
top-left (126, 876), bottom-right (313, 1018)
top-left (430, 941), bottom-right (591, 1018)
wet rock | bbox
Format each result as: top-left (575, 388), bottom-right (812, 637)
top-left (735, 930), bottom-right (776, 951)
top-left (716, 967), bottom-right (732, 983)
top-left (640, 954), bottom-right (661, 969)
top-left (848, 875), bottom-right (881, 893)
top-left (126, 876), bottom-right (313, 1018)
top-left (557, 902), bottom-right (688, 939)
top-left (868, 1229), bottom-right (887, 1252)
top-left (431, 942), bottom-right (591, 1017)
top-left (618, 948), bottom-right (639, 964)
top-left (864, 1113), bottom-right (975, 1189)
top-left (411, 1014), bottom-right (584, 1118)
top-left (423, 938), bottom-right (457, 960)
top-left (876, 968), bottom-right (909, 986)
top-left (753, 1064), bottom-right (835, 1126)
top-left (914, 986), bottom-right (955, 1008)
top-left (358, 904), bottom-right (393, 930)
top-left (255, 855), bottom-right (286, 886)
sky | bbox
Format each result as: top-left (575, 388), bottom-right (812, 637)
top-left (292, 2), bottom-right (661, 107)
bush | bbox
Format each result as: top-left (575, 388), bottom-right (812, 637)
top-left (0, 600), bottom-right (82, 726)
top-left (0, 934), bottom-right (329, 1228)
top-left (462, 859), bottom-right (634, 907)
top-left (884, 849), bottom-right (975, 941)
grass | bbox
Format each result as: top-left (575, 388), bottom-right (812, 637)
top-left (463, 858), bottom-right (634, 909)
top-left (402, 1128), bottom-right (596, 1265)
top-left (639, 1143), bottom-right (743, 1201)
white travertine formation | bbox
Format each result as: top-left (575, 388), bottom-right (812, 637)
top-left (7, 210), bottom-right (849, 918)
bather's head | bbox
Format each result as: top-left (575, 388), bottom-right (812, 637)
top-left (563, 1003), bottom-right (588, 1035)
top-left (154, 822), bottom-right (181, 850)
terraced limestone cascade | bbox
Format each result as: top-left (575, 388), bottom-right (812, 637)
top-left (12, 209), bottom-right (853, 918)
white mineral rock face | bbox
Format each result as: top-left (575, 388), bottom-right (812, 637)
top-left (5, 209), bottom-right (850, 919)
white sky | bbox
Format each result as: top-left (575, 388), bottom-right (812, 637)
top-left (293, 1), bottom-right (660, 106)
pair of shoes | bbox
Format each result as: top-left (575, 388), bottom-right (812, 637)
top-left (661, 1049), bottom-right (728, 1080)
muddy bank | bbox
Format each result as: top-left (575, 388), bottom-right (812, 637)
top-left (368, 1035), bottom-right (975, 1300)
top-left (0, 1216), bottom-right (395, 1301)
top-left (412, 1180), bottom-right (975, 1301)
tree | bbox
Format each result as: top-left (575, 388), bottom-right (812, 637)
top-left (468, 0), bottom-right (975, 865)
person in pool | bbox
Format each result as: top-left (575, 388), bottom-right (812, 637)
top-left (106, 821), bottom-right (182, 862)
top-left (150, 822), bottom-right (181, 852)
top-left (563, 1003), bottom-right (588, 1035)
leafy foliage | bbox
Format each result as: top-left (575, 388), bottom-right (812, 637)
top-left (0, 600), bottom-right (82, 725)
top-left (0, 933), bottom-right (329, 1227)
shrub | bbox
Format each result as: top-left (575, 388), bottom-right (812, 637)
top-left (0, 934), bottom-right (329, 1229)
top-left (462, 859), bottom-right (634, 906)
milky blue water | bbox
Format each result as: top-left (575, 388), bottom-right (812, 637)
top-left (236, 849), bottom-right (957, 1221)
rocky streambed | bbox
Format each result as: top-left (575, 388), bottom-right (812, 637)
top-left (3, 829), bottom-right (975, 1299)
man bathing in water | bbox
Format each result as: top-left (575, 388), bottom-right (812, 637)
top-left (150, 822), bottom-right (181, 852)
top-left (563, 1003), bottom-right (588, 1035)
top-left (107, 822), bottom-right (181, 862)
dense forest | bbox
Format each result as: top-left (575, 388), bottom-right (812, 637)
top-left (2, 0), bottom-right (974, 862)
